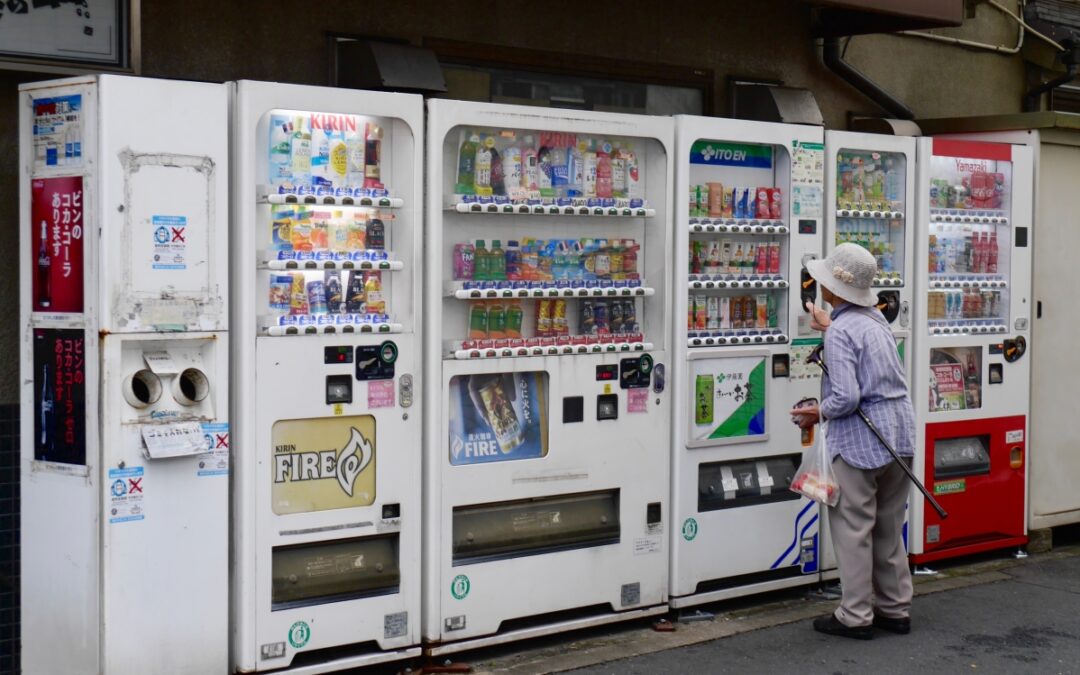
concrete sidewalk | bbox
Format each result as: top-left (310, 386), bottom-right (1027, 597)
top-left (456, 535), bottom-right (1080, 675)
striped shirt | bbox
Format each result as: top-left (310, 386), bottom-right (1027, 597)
top-left (820, 303), bottom-right (915, 470)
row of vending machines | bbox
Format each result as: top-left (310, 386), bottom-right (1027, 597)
top-left (19, 75), bottom-right (1034, 674)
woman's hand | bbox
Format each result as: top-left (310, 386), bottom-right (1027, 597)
top-left (805, 301), bottom-right (831, 331)
top-left (789, 403), bottom-right (820, 430)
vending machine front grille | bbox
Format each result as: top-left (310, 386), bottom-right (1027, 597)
top-left (271, 534), bottom-right (400, 610)
top-left (697, 455), bottom-right (800, 512)
top-left (452, 489), bottom-right (620, 566)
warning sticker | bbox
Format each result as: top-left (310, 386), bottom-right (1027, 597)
top-left (108, 466), bottom-right (145, 524)
top-left (198, 422), bottom-right (230, 477)
top-left (151, 215), bottom-right (188, 270)
top-left (367, 380), bottom-right (395, 409)
top-left (627, 388), bottom-right (649, 413)
top-left (634, 536), bottom-right (662, 555)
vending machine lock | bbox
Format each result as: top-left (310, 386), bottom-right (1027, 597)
top-left (399, 374), bottom-right (414, 408)
top-left (325, 375), bottom-right (352, 405)
top-left (355, 342), bottom-right (397, 381)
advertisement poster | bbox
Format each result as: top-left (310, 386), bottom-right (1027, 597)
top-left (930, 346), bottom-right (982, 412)
top-left (32, 95), bottom-right (82, 169)
top-left (31, 177), bottom-right (84, 313)
top-left (33, 328), bottom-right (87, 465)
top-left (449, 372), bottom-right (548, 466)
top-left (928, 363), bottom-right (966, 412)
top-left (689, 356), bottom-right (767, 445)
top-left (108, 466), bottom-right (145, 524)
top-left (272, 416), bottom-right (376, 515)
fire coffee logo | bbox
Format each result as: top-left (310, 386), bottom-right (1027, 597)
top-left (274, 427), bottom-right (373, 497)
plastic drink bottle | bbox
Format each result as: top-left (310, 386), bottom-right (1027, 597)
top-left (489, 240), bottom-right (506, 280)
top-left (522, 138), bottom-right (539, 193)
top-left (456, 132), bottom-right (478, 194)
top-left (474, 240), bottom-right (490, 280)
top-left (596, 148), bottom-right (613, 198)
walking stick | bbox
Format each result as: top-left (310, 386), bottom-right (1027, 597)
top-left (807, 343), bottom-right (948, 520)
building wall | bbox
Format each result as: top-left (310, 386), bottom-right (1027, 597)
top-left (0, 0), bottom-right (1026, 404)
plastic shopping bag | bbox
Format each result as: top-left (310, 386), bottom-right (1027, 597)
top-left (790, 422), bottom-right (840, 507)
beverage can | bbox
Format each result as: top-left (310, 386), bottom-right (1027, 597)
top-left (610, 298), bottom-right (624, 333)
top-left (477, 376), bottom-right (524, 453)
top-left (756, 293), bottom-right (768, 330)
top-left (289, 273), bottom-right (309, 315)
top-left (536, 299), bottom-right (553, 337)
top-left (324, 270), bottom-right (343, 313)
top-left (553, 299), bottom-right (569, 335)
top-left (622, 299), bottom-right (637, 332)
top-left (269, 275), bottom-right (292, 314)
top-left (366, 218), bottom-right (386, 250)
top-left (695, 374), bottom-right (714, 425)
top-left (594, 299), bottom-right (610, 333)
top-left (454, 243), bottom-right (476, 280)
top-left (345, 271), bottom-right (366, 313)
top-left (581, 300), bottom-right (596, 335)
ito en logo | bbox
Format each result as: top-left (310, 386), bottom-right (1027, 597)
top-left (288, 620), bottom-right (310, 649)
top-left (451, 574), bottom-right (471, 600)
top-left (682, 517), bottom-right (698, 541)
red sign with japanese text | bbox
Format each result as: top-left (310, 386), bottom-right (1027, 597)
top-left (31, 176), bottom-right (84, 313)
top-left (33, 328), bottom-right (87, 465)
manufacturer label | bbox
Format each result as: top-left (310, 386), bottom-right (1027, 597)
top-left (682, 517), bottom-right (698, 541)
top-left (934, 479), bottom-right (966, 495)
top-left (1006, 429), bottom-right (1024, 443)
top-left (620, 582), bottom-right (641, 607)
top-left (634, 537), bottom-right (661, 555)
top-left (384, 611), bottom-right (408, 639)
top-left (451, 574), bottom-right (470, 600)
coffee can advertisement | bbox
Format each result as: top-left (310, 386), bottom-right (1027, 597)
top-left (272, 415), bottom-right (377, 515)
top-left (449, 371), bottom-right (548, 465)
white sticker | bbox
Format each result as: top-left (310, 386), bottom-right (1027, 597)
top-left (142, 421), bottom-right (209, 459)
top-left (108, 467), bottom-right (145, 524)
top-left (1006, 429), bottom-right (1024, 443)
top-left (198, 422), bottom-right (230, 476)
top-left (646, 521), bottom-right (664, 536)
top-left (722, 477), bottom-right (739, 492)
top-left (633, 537), bottom-right (662, 555)
top-left (759, 474), bottom-right (775, 488)
top-left (142, 350), bottom-right (179, 374)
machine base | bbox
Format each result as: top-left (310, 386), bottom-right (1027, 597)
top-left (262, 647), bottom-right (422, 675)
top-left (910, 535), bottom-right (1028, 565)
top-left (423, 605), bottom-right (668, 658)
top-left (669, 569), bottom-right (840, 610)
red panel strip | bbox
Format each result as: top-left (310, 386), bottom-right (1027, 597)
top-left (933, 138), bottom-right (1012, 162)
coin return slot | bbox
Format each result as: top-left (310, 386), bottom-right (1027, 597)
top-left (597, 394), bottom-right (618, 421)
top-left (326, 375), bottom-right (352, 405)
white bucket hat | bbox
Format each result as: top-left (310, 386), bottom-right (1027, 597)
top-left (806, 243), bottom-right (878, 308)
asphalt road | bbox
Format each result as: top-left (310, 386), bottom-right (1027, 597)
top-left (567, 553), bottom-right (1080, 675)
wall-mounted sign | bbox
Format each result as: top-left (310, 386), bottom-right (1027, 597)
top-left (0, 0), bottom-right (128, 68)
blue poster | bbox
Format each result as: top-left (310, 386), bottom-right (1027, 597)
top-left (449, 372), bottom-right (548, 465)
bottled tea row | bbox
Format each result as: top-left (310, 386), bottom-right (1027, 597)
top-left (690, 240), bottom-right (781, 276)
top-left (467, 298), bottom-right (640, 340)
top-left (689, 294), bottom-right (779, 332)
top-left (455, 238), bottom-right (639, 282)
top-left (689, 184), bottom-right (782, 219)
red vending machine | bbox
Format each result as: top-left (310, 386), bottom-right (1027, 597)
top-left (911, 138), bottom-right (1033, 563)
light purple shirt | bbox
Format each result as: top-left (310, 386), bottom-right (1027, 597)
top-left (821, 303), bottom-right (915, 470)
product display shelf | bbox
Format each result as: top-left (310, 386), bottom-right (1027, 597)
top-left (687, 330), bottom-right (789, 347)
top-left (688, 219), bottom-right (787, 234)
top-left (448, 200), bottom-right (655, 218)
top-left (688, 274), bottom-right (788, 290)
top-left (261, 257), bottom-right (404, 272)
top-left (450, 338), bottom-right (652, 360)
top-left (928, 320), bottom-right (1008, 335)
top-left (928, 274), bottom-right (1008, 289)
top-left (259, 185), bottom-right (405, 208)
top-left (835, 208), bottom-right (904, 219)
top-left (928, 208), bottom-right (1009, 225)
top-left (446, 281), bottom-right (654, 300)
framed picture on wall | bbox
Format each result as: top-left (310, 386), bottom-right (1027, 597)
top-left (0, 0), bottom-right (134, 70)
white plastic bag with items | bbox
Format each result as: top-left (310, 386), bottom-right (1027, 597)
top-left (790, 421), bottom-right (840, 507)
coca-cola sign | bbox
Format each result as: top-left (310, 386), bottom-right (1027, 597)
top-left (31, 176), bottom-right (84, 314)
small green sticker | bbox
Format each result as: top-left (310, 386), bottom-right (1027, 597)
top-left (934, 479), bottom-right (966, 495)
top-left (288, 620), bottom-right (310, 649)
top-left (451, 574), bottom-right (470, 600)
top-left (682, 517), bottom-right (698, 541)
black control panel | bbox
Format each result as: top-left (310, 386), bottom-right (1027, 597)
top-left (619, 354), bottom-right (653, 390)
top-left (324, 345), bottom-right (353, 365)
top-left (356, 341), bottom-right (397, 381)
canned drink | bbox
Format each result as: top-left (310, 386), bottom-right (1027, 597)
top-left (622, 299), bottom-right (637, 332)
top-left (581, 300), bottom-right (596, 335)
top-left (594, 299), bottom-right (610, 333)
top-left (610, 297), bottom-right (624, 333)
top-left (732, 295), bottom-right (744, 329)
top-left (536, 299), bottom-right (553, 337)
top-left (477, 376), bottom-right (525, 454)
top-left (756, 294), bottom-right (768, 330)
top-left (755, 243), bottom-right (768, 274)
top-left (695, 374), bottom-right (714, 425)
top-left (744, 296), bottom-right (756, 330)
top-left (768, 242), bottom-right (781, 275)
top-left (719, 296), bottom-right (731, 330)
top-left (553, 298), bottom-right (568, 335)
top-left (695, 294), bottom-right (707, 330)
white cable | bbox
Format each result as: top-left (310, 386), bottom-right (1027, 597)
top-left (898, 0), bottom-right (1060, 55)
top-left (989, 0), bottom-right (1064, 51)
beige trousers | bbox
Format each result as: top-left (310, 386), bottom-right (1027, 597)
top-left (828, 456), bottom-right (913, 627)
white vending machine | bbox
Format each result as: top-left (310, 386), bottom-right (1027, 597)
top-left (424, 99), bottom-right (673, 655)
top-left (824, 131), bottom-right (916, 380)
top-left (20, 75), bottom-right (230, 674)
top-left (231, 81), bottom-right (424, 672)
top-left (910, 138), bottom-right (1033, 564)
top-left (670, 115), bottom-right (836, 609)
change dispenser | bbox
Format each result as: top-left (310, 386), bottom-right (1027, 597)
top-left (20, 75), bottom-right (229, 674)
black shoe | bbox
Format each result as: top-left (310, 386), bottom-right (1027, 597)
top-left (873, 613), bottom-right (911, 634)
top-left (813, 614), bottom-right (873, 640)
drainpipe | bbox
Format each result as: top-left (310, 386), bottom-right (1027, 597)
top-left (822, 36), bottom-right (915, 120)
top-left (1024, 39), bottom-right (1080, 112)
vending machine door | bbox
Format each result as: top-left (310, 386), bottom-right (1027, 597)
top-left (920, 415), bottom-right (1027, 561)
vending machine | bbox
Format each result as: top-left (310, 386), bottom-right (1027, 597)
top-left (231, 81), bottom-right (423, 671)
top-left (669, 115), bottom-right (835, 609)
top-left (824, 131), bottom-right (916, 379)
top-left (423, 99), bottom-right (672, 654)
top-left (910, 137), bottom-right (1033, 563)
top-left (20, 75), bottom-right (230, 674)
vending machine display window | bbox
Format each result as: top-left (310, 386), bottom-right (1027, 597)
top-left (925, 150), bottom-right (1012, 336)
top-left (271, 534), bottom-right (401, 610)
top-left (259, 109), bottom-right (405, 337)
top-left (933, 435), bottom-right (991, 480)
top-left (697, 455), bottom-right (800, 512)
top-left (451, 490), bottom-right (621, 565)
top-left (834, 149), bottom-right (907, 287)
top-left (686, 140), bottom-right (795, 345)
top-left (929, 346), bottom-right (982, 412)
